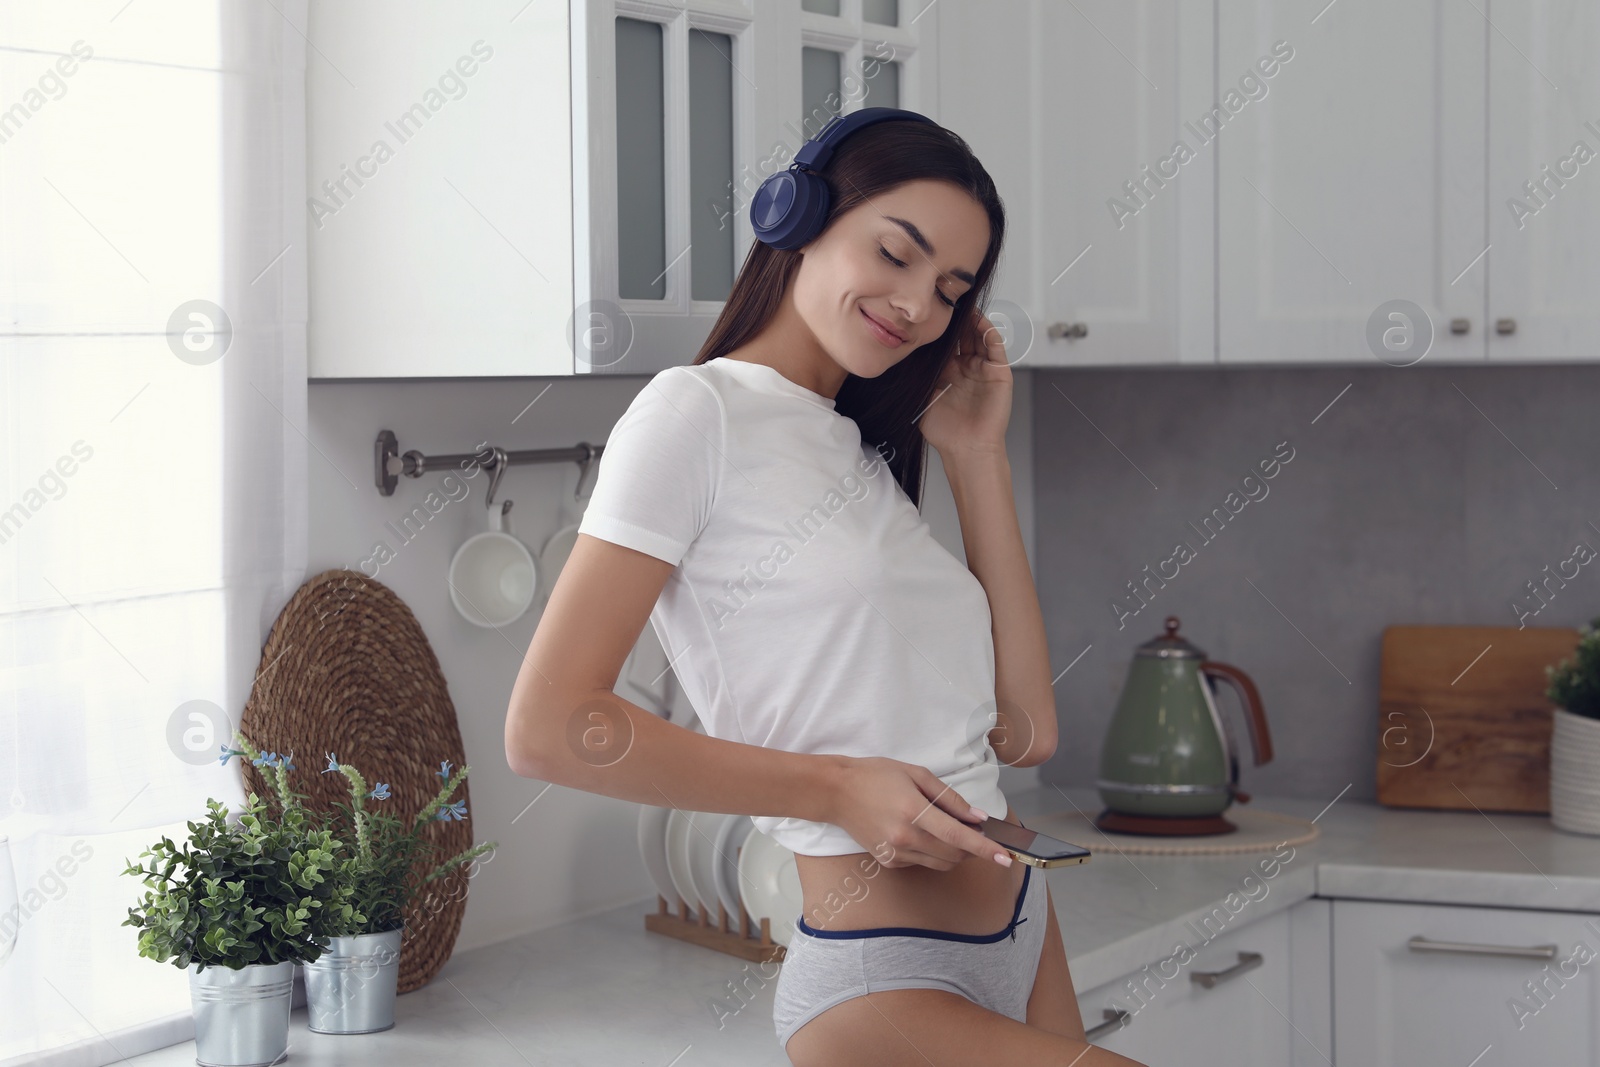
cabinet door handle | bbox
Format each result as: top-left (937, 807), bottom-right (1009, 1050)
top-left (1495, 317), bottom-right (1517, 334)
top-left (1407, 935), bottom-right (1556, 959)
top-left (1048, 322), bottom-right (1089, 340)
top-left (1450, 317), bottom-right (1470, 334)
top-left (1190, 950), bottom-right (1263, 988)
top-left (1084, 1008), bottom-right (1131, 1040)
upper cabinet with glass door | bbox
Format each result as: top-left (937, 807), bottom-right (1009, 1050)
top-left (573, 0), bottom-right (940, 376)
top-left (309, 0), bottom-right (938, 378)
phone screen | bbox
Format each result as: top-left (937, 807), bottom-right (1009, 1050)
top-left (980, 818), bottom-right (1092, 864)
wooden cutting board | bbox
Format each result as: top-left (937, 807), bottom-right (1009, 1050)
top-left (1377, 625), bottom-right (1581, 812)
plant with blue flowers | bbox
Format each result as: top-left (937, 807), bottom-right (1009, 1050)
top-left (315, 752), bottom-right (497, 937)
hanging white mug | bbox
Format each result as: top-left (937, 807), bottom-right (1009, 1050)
top-left (449, 498), bottom-right (537, 628)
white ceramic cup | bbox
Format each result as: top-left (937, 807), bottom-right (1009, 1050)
top-left (449, 500), bottom-right (537, 627)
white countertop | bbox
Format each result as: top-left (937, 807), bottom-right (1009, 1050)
top-left (123, 784), bottom-right (1600, 1066)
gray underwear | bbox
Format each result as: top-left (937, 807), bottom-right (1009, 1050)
top-left (771, 862), bottom-right (1048, 1052)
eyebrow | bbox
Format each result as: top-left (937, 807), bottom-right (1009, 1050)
top-left (884, 215), bottom-right (977, 285)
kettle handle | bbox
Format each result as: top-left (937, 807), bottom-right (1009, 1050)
top-left (1200, 661), bottom-right (1274, 767)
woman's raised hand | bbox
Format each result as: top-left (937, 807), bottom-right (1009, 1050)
top-left (826, 756), bottom-right (1014, 871)
top-left (918, 307), bottom-right (1014, 459)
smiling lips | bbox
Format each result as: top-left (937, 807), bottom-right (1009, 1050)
top-left (860, 306), bottom-right (908, 347)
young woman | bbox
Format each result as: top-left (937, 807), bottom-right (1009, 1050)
top-left (506, 111), bottom-right (1147, 1067)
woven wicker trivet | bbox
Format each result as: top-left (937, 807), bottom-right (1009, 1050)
top-left (1026, 806), bottom-right (1320, 855)
top-left (238, 568), bottom-right (475, 993)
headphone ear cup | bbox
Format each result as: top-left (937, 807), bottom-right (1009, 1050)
top-left (750, 169), bottom-right (832, 251)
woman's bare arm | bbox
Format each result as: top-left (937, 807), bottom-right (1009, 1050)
top-left (505, 533), bottom-right (848, 819)
top-left (940, 448), bottom-right (1059, 768)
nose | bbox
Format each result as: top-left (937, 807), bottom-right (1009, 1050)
top-left (889, 286), bottom-right (934, 337)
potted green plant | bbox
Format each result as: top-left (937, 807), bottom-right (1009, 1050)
top-left (300, 752), bottom-right (497, 1034)
top-left (122, 734), bottom-right (365, 1067)
top-left (1546, 615), bottom-right (1600, 835)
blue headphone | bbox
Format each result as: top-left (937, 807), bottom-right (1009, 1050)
top-left (750, 106), bottom-right (938, 251)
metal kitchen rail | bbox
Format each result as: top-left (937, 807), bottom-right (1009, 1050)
top-left (373, 429), bottom-right (604, 498)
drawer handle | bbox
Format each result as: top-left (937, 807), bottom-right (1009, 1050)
top-left (1408, 935), bottom-right (1557, 960)
top-left (1190, 950), bottom-right (1263, 988)
top-left (1084, 1008), bottom-right (1131, 1040)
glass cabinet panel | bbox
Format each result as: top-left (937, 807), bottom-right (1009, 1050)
top-left (802, 0), bottom-right (842, 15)
top-left (863, 57), bottom-right (899, 108)
top-left (688, 29), bottom-right (734, 301)
top-left (615, 17), bottom-right (666, 299)
top-left (863, 0), bottom-right (898, 26)
top-left (801, 46), bottom-right (842, 135)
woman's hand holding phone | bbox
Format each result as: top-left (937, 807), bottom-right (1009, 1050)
top-left (827, 755), bottom-right (1014, 871)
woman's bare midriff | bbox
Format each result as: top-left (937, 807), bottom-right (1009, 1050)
top-left (793, 804), bottom-right (1028, 936)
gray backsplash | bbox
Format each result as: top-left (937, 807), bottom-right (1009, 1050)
top-left (1029, 363), bottom-right (1600, 807)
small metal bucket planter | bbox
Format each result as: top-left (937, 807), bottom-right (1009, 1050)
top-left (303, 926), bottom-right (404, 1034)
top-left (188, 959), bottom-right (294, 1067)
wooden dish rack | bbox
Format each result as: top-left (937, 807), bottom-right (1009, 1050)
top-left (645, 894), bottom-right (788, 963)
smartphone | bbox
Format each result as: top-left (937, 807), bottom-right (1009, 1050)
top-left (979, 818), bottom-right (1092, 869)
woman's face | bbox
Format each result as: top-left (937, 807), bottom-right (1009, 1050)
top-left (792, 178), bottom-right (990, 380)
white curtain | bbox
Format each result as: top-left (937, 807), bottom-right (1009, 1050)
top-left (0, 2), bottom-right (307, 1063)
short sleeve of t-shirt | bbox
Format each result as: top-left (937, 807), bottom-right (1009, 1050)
top-left (577, 365), bottom-right (724, 566)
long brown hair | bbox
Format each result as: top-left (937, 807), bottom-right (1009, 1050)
top-left (692, 119), bottom-right (1006, 508)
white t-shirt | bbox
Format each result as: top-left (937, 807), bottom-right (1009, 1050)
top-left (576, 356), bottom-right (1008, 856)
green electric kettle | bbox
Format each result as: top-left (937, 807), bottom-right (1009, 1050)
top-left (1095, 615), bottom-right (1273, 836)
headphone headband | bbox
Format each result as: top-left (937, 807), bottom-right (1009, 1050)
top-left (792, 106), bottom-right (937, 173)
top-left (750, 106), bottom-right (939, 251)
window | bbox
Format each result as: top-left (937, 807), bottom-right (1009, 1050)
top-left (0, 4), bottom-right (306, 1061)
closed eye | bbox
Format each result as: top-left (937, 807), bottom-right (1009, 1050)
top-left (880, 245), bottom-right (958, 309)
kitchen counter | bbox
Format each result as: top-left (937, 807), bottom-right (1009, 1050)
top-left (122, 783), bottom-right (1600, 1066)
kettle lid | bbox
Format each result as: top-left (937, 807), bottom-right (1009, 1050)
top-left (1136, 615), bottom-right (1206, 659)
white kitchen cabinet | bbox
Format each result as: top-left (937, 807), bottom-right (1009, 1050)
top-left (1486, 0), bottom-right (1600, 362)
top-left (304, 1), bottom-right (1600, 378)
top-left (1333, 898), bottom-right (1600, 1065)
top-left (1217, 0), bottom-right (1488, 366)
top-left (1074, 900), bottom-right (1332, 1066)
top-left (937, 0), bottom-right (1216, 368)
top-left (306, 1), bottom-right (574, 379)
top-left (1286, 897), bottom-right (1333, 1067)
top-left (1218, 0), bottom-right (1600, 367)
top-left (309, 0), bottom-right (938, 379)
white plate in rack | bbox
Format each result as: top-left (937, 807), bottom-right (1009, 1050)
top-left (634, 717), bottom-right (710, 914)
top-left (735, 829), bottom-right (803, 946)
top-left (714, 814), bottom-right (755, 923)
top-left (687, 810), bottom-right (735, 919)
top-left (636, 804), bottom-right (680, 911)
top-left (665, 809), bottom-right (701, 914)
